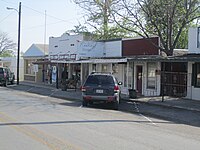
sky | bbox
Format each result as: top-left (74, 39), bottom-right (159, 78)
top-left (0, 0), bottom-right (84, 52)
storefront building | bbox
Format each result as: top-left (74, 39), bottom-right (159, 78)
top-left (49, 34), bottom-right (161, 96)
top-left (186, 27), bottom-right (200, 101)
top-left (23, 44), bottom-right (48, 83)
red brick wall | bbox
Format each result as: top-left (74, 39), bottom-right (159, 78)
top-left (122, 37), bottom-right (159, 56)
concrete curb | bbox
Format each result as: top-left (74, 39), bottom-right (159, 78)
top-left (19, 82), bottom-right (82, 102)
top-left (20, 82), bottom-right (56, 90)
top-left (19, 82), bottom-right (200, 114)
top-left (122, 98), bottom-right (200, 113)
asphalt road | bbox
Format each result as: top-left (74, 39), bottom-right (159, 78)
top-left (1, 86), bottom-right (200, 150)
top-left (7, 83), bottom-right (200, 127)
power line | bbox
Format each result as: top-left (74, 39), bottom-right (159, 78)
top-left (22, 4), bottom-right (75, 24)
top-left (5, 20), bottom-right (71, 34)
top-left (26, 21), bottom-right (65, 30)
top-left (0, 11), bottom-right (14, 23)
top-left (1, 1), bottom-right (80, 24)
top-left (0, 0), bottom-right (16, 5)
top-left (1, 1), bottom-right (85, 35)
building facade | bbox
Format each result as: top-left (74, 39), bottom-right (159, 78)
top-left (186, 27), bottom-right (200, 101)
top-left (49, 33), bottom-right (161, 96)
top-left (23, 44), bottom-right (48, 83)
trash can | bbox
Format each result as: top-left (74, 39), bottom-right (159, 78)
top-left (129, 89), bottom-right (137, 98)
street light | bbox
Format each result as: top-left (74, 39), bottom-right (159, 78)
top-left (7, 2), bottom-right (21, 85)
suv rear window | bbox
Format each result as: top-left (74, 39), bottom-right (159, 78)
top-left (0, 68), bottom-right (4, 74)
top-left (85, 75), bottom-right (114, 85)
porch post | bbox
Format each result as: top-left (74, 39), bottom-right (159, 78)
top-left (162, 62), bottom-right (165, 102)
top-left (56, 63), bottom-right (59, 89)
top-left (127, 62), bottom-right (129, 89)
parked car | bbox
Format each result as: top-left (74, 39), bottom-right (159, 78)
top-left (81, 72), bottom-right (122, 110)
top-left (0, 67), bottom-right (15, 86)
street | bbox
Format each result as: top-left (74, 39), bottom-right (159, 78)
top-left (0, 86), bottom-right (200, 150)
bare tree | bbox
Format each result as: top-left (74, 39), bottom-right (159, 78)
top-left (0, 32), bottom-right (16, 57)
top-left (112, 0), bottom-right (200, 55)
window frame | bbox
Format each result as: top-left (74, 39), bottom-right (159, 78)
top-left (197, 27), bottom-right (200, 48)
top-left (147, 62), bottom-right (156, 89)
top-left (193, 63), bottom-right (200, 88)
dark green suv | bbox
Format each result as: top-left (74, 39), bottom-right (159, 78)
top-left (0, 67), bottom-right (15, 86)
top-left (81, 72), bottom-right (122, 110)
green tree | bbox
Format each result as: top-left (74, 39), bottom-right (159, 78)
top-left (112, 0), bottom-right (200, 55)
top-left (0, 32), bottom-right (16, 57)
top-left (73, 0), bottom-right (131, 40)
top-left (68, 23), bottom-right (89, 34)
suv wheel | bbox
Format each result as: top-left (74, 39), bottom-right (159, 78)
top-left (113, 101), bottom-right (119, 110)
top-left (4, 80), bottom-right (7, 87)
top-left (10, 80), bottom-right (14, 85)
top-left (82, 100), bottom-right (88, 107)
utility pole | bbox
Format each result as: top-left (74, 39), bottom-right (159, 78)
top-left (17, 2), bottom-right (21, 85)
top-left (7, 2), bottom-right (21, 85)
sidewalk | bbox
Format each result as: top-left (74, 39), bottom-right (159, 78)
top-left (20, 81), bottom-right (200, 113)
top-left (122, 95), bottom-right (200, 113)
top-left (19, 81), bottom-right (82, 101)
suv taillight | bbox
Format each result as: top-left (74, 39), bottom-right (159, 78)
top-left (114, 85), bottom-right (119, 92)
top-left (4, 72), bottom-right (7, 78)
top-left (81, 86), bottom-right (86, 92)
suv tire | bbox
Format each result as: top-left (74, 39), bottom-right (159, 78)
top-left (82, 100), bottom-right (88, 107)
top-left (113, 101), bottom-right (119, 110)
top-left (10, 79), bottom-right (14, 85)
top-left (4, 80), bottom-right (7, 87)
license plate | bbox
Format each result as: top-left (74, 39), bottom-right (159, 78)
top-left (96, 89), bottom-right (103, 93)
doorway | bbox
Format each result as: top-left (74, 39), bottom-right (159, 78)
top-left (136, 66), bottom-right (143, 94)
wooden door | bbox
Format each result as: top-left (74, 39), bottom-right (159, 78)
top-left (136, 66), bottom-right (143, 94)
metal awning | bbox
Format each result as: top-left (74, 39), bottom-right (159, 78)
top-left (32, 54), bottom-right (200, 65)
top-left (127, 55), bottom-right (200, 62)
top-left (51, 58), bottom-right (127, 64)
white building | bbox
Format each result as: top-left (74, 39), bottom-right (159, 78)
top-left (188, 27), bottom-right (200, 53)
top-left (0, 57), bottom-right (24, 81)
top-left (187, 27), bottom-right (200, 100)
top-left (23, 44), bottom-right (48, 83)
top-left (49, 33), bottom-right (161, 97)
top-left (49, 33), bottom-right (88, 60)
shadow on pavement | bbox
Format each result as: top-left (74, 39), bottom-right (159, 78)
top-left (0, 119), bottom-right (174, 127)
top-left (5, 84), bottom-right (200, 128)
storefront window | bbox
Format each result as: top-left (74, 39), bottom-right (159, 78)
top-left (197, 73), bottom-right (200, 86)
top-left (147, 62), bottom-right (156, 89)
top-left (124, 64), bottom-right (127, 87)
top-left (197, 27), bottom-right (200, 48)
top-left (25, 60), bottom-right (35, 75)
top-left (193, 63), bottom-right (200, 87)
top-left (112, 64), bottom-right (118, 73)
top-left (102, 64), bottom-right (108, 72)
top-left (128, 62), bottom-right (133, 89)
top-left (92, 64), bottom-right (96, 72)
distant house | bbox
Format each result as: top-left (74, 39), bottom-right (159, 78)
top-left (23, 44), bottom-right (48, 83)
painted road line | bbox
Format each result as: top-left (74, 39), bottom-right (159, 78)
top-left (26, 87), bottom-right (34, 92)
top-left (49, 90), bottom-right (58, 97)
top-left (48, 89), bottom-right (59, 97)
top-left (133, 102), bottom-right (157, 126)
top-left (0, 112), bottom-right (81, 150)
